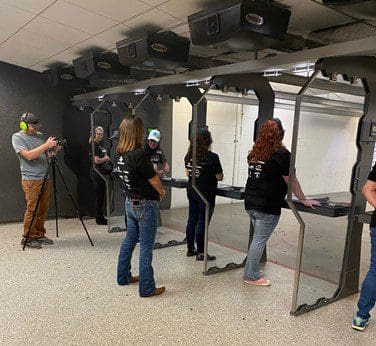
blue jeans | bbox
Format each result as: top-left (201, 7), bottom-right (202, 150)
top-left (244, 209), bottom-right (280, 280)
top-left (185, 188), bottom-right (215, 254)
top-left (357, 227), bottom-right (376, 319)
top-left (117, 199), bottom-right (158, 297)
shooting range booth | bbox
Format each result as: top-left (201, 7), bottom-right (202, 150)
top-left (72, 54), bottom-right (376, 316)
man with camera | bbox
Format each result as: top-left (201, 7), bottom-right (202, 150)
top-left (12, 113), bottom-right (61, 249)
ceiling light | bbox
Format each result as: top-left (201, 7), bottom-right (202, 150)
top-left (350, 76), bottom-right (358, 85)
top-left (329, 72), bottom-right (338, 83)
top-left (156, 94), bottom-right (163, 102)
top-left (263, 70), bottom-right (282, 77)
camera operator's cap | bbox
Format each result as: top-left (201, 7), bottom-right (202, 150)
top-left (148, 129), bottom-right (161, 143)
top-left (21, 112), bottom-right (41, 129)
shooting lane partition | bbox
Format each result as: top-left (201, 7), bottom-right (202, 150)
top-left (287, 56), bottom-right (376, 315)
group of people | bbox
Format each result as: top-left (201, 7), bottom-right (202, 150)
top-left (11, 112), bottom-right (376, 327)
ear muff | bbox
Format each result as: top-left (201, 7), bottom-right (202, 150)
top-left (272, 118), bottom-right (285, 140)
top-left (20, 113), bottom-right (29, 131)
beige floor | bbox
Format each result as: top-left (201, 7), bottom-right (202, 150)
top-left (0, 218), bottom-right (373, 345)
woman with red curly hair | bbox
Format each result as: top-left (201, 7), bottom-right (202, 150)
top-left (243, 118), bottom-right (319, 286)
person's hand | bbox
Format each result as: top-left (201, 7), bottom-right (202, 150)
top-left (104, 155), bottom-right (110, 162)
top-left (156, 170), bottom-right (164, 178)
top-left (55, 145), bottom-right (63, 152)
top-left (45, 136), bottom-right (58, 149)
top-left (159, 189), bottom-right (166, 201)
top-left (153, 163), bottom-right (158, 172)
top-left (301, 199), bottom-right (321, 209)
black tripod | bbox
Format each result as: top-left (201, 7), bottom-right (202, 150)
top-left (22, 153), bottom-right (94, 250)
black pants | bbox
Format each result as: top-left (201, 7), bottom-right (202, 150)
top-left (185, 188), bottom-right (215, 253)
top-left (90, 168), bottom-right (106, 221)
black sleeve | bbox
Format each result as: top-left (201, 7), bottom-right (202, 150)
top-left (93, 142), bottom-right (100, 157)
top-left (212, 153), bottom-right (223, 175)
top-left (368, 164), bottom-right (376, 182)
top-left (159, 149), bottom-right (167, 164)
top-left (138, 150), bottom-right (157, 180)
top-left (273, 148), bottom-right (291, 176)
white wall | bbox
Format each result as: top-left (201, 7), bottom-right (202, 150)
top-left (171, 94), bottom-right (359, 208)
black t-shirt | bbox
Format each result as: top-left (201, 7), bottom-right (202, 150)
top-left (245, 147), bottom-right (291, 215)
top-left (89, 141), bottom-right (106, 161)
top-left (185, 151), bottom-right (223, 201)
top-left (368, 164), bottom-right (376, 227)
top-left (115, 148), bottom-right (159, 201)
top-left (144, 142), bottom-right (166, 167)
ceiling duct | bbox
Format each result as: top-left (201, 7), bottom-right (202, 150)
top-left (322, 0), bottom-right (376, 19)
top-left (116, 31), bottom-right (191, 71)
top-left (73, 52), bottom-right (130, 79)
top-left (188, 0), bottom-right (291, 51)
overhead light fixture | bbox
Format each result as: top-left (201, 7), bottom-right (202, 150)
top-left (134, 88), bottom-right (146, 95)
top-left (186, 80), bottom-right (199, 87)
top-left (111, 101), bottom-right (117, 107)
top-left (98, 95), bottom-right (104, 101)
top-left (350, 76), bottom-right (358, 85)
top-left (329, 72), bottom-right (338, 83)
top-left (128, 102), bottom-right (133, 109)
top-left (78, 105), bottom-right (84, 111)
top-left (293, 64), bottom-right (315, 75)
top-left (156, 94), bottom-right (163, 102)
top-left (263, 69), bottom-right (282, 77)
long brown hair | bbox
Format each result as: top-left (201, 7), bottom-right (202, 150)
top-left (185, 128), bottom-right (213, 164)
top-left (247, 120), bottom-right (283, 163)
top-left (116, 115), bottom-right (145, 154)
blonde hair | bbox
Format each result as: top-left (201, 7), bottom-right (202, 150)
top-left (116, 115), bottom-right (145, 154)
top-left (89, 126), bottom-right (104, 144)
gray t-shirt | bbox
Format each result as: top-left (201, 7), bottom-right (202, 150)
top-left (12, 131), bottom-right (48, 180)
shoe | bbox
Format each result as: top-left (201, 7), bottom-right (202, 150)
top-left (196, 253), bottom-right (216, 261)
top-left (142, 287), bottom-right (166, 298)
top-left (243, 278), bottom-right (271, 286)
top-left (352, 315), bottom-right (369, 331)
top-left (130, 275), bottom-right (139, 283)
top-left (186, 248), bottom-right (197, 257)
top-left (21, 239), bottom-right (42, 249)
top-left (38, 236), bottom-right (54, 245)
top-left (96, 218), bottom-right (108, 225)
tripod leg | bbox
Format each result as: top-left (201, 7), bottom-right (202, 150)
top-left (54, 162), bottom-right (94, 246)
top-left (23, 161), bottom-right (52, 251)
top-left (52, 162), bottom-right (59, 237)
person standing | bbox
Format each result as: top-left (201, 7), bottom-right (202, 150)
top-left (116, 116), bottom-right (166, 297)
top-left (89, 126), bottom-right (110, 225)
top-left (243, 118), bottom-right (320, 286)
top-left (184, 128), bottom-right (223, 261)
top-left (12, 112), bottom-right (59, 249)
top-left (352, 164), bottom-right (376, 331)
top-left (144, 129), bottom-right (170, 177)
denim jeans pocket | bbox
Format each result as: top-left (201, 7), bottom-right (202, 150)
top-left (131, 203), bottom-right (145, 219)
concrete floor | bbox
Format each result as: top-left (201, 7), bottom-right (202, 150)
top-left (0, 216), bottom-right (374, 345)
top-left (161, 203), bottom-right (371, 312)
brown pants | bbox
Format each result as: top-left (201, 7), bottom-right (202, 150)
top-left (21, 180), bottom-right (51, 239)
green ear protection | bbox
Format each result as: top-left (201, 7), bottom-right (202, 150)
top-left (20, 113), bottom-right (29, 131)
